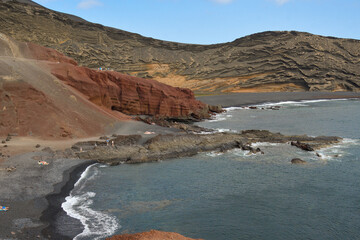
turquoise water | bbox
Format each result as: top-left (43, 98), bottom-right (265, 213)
top-left (63, 99), bottom-right (360, 240)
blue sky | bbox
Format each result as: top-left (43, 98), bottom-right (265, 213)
top-left (33, 0), bottom-right (360, 44)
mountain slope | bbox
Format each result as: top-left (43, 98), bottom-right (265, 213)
top-left (0, 34), bottom-right (212, 138)
top-left (1, 1), bottom-right (360, 93)
top-left (0, 33), bottom-right (120, 138)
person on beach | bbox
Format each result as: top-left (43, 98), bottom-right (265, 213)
top-left (0, 206), bottom-right (9, 211)
top-left (38, 161), bottom-right (49, 165)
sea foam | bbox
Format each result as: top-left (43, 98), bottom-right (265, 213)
top-left (314, 138), bottom-right (360, 162)
top-left (62, 164), bottom-right (119, 240)
top-left (255, 98), bottom-right (350, 108)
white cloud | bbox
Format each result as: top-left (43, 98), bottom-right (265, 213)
top-left (211, 0), bottom-right (234, 4)
top-left (77, 0), bottom-right (103, 9)
top-left (274, 0), bottom-right (290, 5)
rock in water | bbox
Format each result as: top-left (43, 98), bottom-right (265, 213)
top-left (291, 158), bottom-right (307, 164)
top-left (291, 141), bottom-right (314, 151)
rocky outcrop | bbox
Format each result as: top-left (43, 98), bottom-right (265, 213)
top-left (291, 158), bottom-right (307, 164)
top-left (9, 31), bottom-right (214, 120)
top-left (107, 230), bottom-right (203, 240)
top-left (291, 141), bottom-right (314, 151)
top-left (75, 130), bottom-right (342, 165)
top-left (1, 1), bottom-right (360, 93)
top-left (49, 60), bottom-right (212, 120)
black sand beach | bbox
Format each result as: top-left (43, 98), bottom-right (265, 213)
top-left (1, 92), bottom-right (359, 239)
top-left (0, 121), bottom-right (178, 239)
top-left (197, 92), bottom-right (360, 107)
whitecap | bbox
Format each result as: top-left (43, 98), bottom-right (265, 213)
top-left (299, 98), bottom-right (349, 104)
top-left (230, 148), bottom-right (254, 157)
top-left (255, 98), bottom-right (351, 108)
top-left (251, 142), bottom-right (281, 147)
top-left (194, 131), bottom-right (215, 135)
top-left (206, 151), bottom-right (224, 157)
top-left (208, 117), bottom-right (227, 122)
top-left (314, 138), bottom-right (359, 162)
top-left (215, 128), bottom-right (237, 133)
top-left (341, 138), bottom-right (360, 146)
top-left (224, 107), bottom-right (244, 111)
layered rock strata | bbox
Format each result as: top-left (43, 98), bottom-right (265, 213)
top-left (49, 62), bottom-right (213, 120)
top-left (1, 1), bottom-right (360, 93)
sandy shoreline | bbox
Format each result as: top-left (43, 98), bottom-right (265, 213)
top-left (0, 91), bottom-right (359, 239)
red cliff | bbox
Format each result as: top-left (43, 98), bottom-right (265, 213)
top-left (49, 62), bottom-right (211, 120)
top-left (0, 34), bottom-right (216, 138)
top-left (106, 230), bottom-right (203, 240)
top-left (21, 40), bottom-right (213, 120)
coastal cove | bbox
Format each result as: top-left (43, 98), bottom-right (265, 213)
top-left (42, 95), bottom-right (360, 240)
top-left (1, 1), bottom-right (360, 240)
top-left (0, 92), bottom-right (359, 239)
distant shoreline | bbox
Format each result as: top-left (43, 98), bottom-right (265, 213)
top-left (197, 91), bottom-right (360, 108)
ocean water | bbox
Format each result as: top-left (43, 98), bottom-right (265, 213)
top-left (62, 99), bottom-right (360, 240)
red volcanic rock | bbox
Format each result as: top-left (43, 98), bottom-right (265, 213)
top-left (0, 81), bottom-right (55, 137)
top-left (49, 62), bottom-right (211, 120)
top-left (21, 40), bottom-right (211, 120)
top-left (106, 230), bottom-right (203, 240)
top-left (0, 35), bottom-right (214, 138)
top-left (0, 35), bottom-right (122, 138)
top-left (0, 77), bottom-right (114, 138)
top-left (23, 42), bottom-right (77, 65)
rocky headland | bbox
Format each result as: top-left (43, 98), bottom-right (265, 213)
top-left (71, 130), bottom-right (340, 165)
top-left (1, 0), bottom-right (360, 94)
top-left (0, 125), bottom-right (342, 239)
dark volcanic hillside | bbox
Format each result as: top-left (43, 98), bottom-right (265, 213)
top-left (1, 0), bottom-right (360, 93)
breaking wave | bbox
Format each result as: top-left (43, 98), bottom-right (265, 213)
top-left (255, 98), bottom-right (350, 108)
top-left (314, 138), bottom-right (360, 162)
top-left (62, 164), bottom-right (119, 240)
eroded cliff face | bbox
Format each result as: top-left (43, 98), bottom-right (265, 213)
top-left (0, 34), bottom-right (212, 137)
top-left (1, 1), bottom-right (360, 93)
top-left (49, 62), bottom-right (211, 120)
top-left (20, 33), bottom-right (212, 120)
